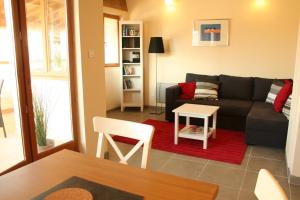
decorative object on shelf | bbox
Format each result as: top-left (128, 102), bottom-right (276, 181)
top-left (132, 52), bottom-right (140, 63)
top-left (148, 37), bottom-right (165, 115)
top-left (192, 19), bottom-right (229, 46)
top-left (129, 28), bottom-right (136, 36)
top-left (124, 66), bottom-right (135, 75)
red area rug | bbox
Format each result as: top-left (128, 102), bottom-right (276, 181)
top-left (113, 119), bottom-right (247, 164)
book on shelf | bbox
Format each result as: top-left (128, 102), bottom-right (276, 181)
top-left (124, 79), bottom-right (132, 89)
top-left (123, 79), bottom-right (127, 89)
top-left (122, 37), bottom-right (140, 48)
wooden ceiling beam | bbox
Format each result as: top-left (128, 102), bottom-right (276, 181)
top-left (0, 0), bottom-right (66, 27)
top-left (103, 0), bottom-right (128, 11)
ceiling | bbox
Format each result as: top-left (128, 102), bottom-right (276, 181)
top-left (0, 1), bottom-right (5, 26)
top-left (0, 0), bottom-right (65, 28)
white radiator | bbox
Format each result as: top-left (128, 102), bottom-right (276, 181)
top-left (158, 83), bottom-right (176, 103)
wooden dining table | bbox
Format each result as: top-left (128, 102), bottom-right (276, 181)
top-left (0, 149), bottom-right (218, 200)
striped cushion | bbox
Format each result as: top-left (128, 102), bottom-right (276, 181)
top-left (194, 82), bottom-right (219, 99)
top-left (265, 81), bottom-right (284, 104)
top-left (282, 94), bottom-right (292, 119)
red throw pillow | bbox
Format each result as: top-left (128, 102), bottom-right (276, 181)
top-left (178, 82), bottom-right (196, 99)
top-left (274, 80), bottom-right (292, 112)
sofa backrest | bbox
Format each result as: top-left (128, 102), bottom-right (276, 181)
top-left (186, 73), bottom-right (219, 83)
top-left (252, 77), bottom-right (274, 101)
top-left (219, 74), bottom-right (253, 100)
top-left (185, 73), bottom-right (290, 101)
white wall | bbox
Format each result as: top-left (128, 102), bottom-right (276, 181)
top-left (104, 6), bottom-right (128, 111)
top-left (286, 20), bottom-right (300, 177)
top-left (74, 0), bottom-right (106, 155)
top-left (127, 0), bottom-right (300, 106)
top-left (105, 67), bottom-right (121, 110)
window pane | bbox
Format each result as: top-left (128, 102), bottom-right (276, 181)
top-left (104, 17), bottom-right (119, 64)
top-left (47, 0), bottom-right (68, 73)
top-left (25, 0), bottom-right (73, 153)
top-left (25, 0), bottom-right (45, 71)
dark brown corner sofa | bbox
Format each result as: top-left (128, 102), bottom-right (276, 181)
top-left (165, 73), bottom-right (289, 148)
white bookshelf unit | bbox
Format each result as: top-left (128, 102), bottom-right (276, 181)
top-left (120, 21), bottom-right (143, 112)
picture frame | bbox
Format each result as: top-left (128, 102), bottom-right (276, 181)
top-left (192, 19), bottom-right (230, 46)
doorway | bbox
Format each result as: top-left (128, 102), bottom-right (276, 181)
top-left (0, 0), bottom-right (77, 175)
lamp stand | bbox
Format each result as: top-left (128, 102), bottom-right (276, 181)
top-left (150, 53), bottom-right (164, 115)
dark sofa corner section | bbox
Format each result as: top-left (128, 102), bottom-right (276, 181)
top-left (246, 102), bottom-right (288, 148)
top-left (165, 73), bottom-right (289, 148)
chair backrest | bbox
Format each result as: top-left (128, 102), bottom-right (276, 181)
top-left (93, 116), bottom-right (154, 169)
top-left (254, 169), bottom-right (288, 200)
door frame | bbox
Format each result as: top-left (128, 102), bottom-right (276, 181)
top-left (0, 0), bottom-right (33, 176)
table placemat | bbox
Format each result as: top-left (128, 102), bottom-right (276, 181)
top-left (32, 176), bottom-right (144, 200)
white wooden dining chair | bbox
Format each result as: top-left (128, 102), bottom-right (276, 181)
top-left (93, 116), bottom-right (154, 169)
top-left (254, 169), bottom-right (288, 200)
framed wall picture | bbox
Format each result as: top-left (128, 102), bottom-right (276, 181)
top-left (192, 19), bottom-right (230, 46)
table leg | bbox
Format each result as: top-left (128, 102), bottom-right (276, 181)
top-left (174, 112), bottom-right (179, 145)
top-left (186, 116), bottom-right (190, 127)
top-left (203, 117), bottom-right (208, 149)
top-left (212, 112), bottom-right (217, 139)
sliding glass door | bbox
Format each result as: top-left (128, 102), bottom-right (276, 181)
top-left (0, 0), bottom-right (77, 174)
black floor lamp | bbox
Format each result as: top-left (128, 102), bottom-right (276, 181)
top-left (148, 37), bottom-right (165, 115)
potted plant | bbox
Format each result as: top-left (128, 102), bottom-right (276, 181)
top-left (33, 94), bottom-right (53, 149)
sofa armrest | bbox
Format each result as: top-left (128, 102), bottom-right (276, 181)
top-left (165, 85), bottom-right (181, 121)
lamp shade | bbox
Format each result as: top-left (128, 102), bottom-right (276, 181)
top-left (148, 37), bottom-right (165, 53)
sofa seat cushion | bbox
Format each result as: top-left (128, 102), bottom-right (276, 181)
top-left (246, 102), bottom-right (288, 133)
top-left (175, 99), bottom-right (252, 117)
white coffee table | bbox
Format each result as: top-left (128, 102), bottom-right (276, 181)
top-left (172, 104), bottom-right (220, 149)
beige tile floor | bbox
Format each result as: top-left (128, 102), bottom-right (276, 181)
top-left (107, 107), bottom-right (300, 200)
top-left (0, 112), bottom-right (25, 173)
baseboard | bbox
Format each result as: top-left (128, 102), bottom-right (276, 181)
top-left (106, 106), bottom-right (166, 112)
top-left (106, 107), bottom-right (121, 112)
top-left (290, 175), bottom-right (300, 185)
top-left (287, 167), bottom-right (300, 185)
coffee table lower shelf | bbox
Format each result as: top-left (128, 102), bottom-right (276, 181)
top-left (179, 126), bottom-right (215, 141)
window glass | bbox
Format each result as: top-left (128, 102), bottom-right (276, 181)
top-left (26, 0), bottom-right (45, 71)
top-left (25, 0), bottom-right (73, 153)
top-left (47, 0), bottom-right (68, 72)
